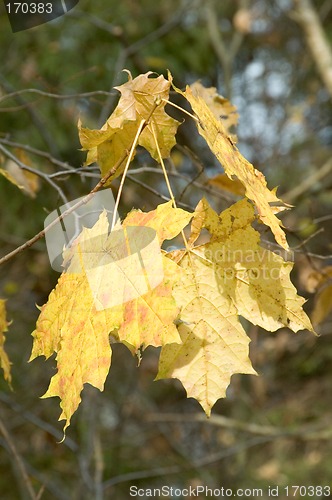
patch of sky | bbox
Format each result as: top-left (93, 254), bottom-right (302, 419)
top-left (265, 71), bottom-right (290, 99)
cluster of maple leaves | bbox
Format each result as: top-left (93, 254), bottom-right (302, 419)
top-left (0, 71), bottom-right (318, 435)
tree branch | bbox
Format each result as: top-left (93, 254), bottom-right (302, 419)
top-left (283, 157), bottom-right (332, 202)
top-left (205, 0), bottom-right (248, 97)
top-left (0, 137), bottom-right (75, 171)
top-left (0, 414), bottom-right (38, 500)
top-left (0, 73), bottom-right (58, 156)
top-left (0, 150), bottom-right (127, 267)
top-left (0, 88), bottom-right (115, 105)
top-left (0, 100), bottom-right (160, 267)
top-left (146, 412), bottom-right (332, 440)
top-left (0, 143), bottom-right (69, 204)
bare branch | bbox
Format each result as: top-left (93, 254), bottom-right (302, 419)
top-left (0, 150), bottom-right (128, 267)
top-left (205, 0), bottom-right (248, 97)
top-left (0, 143), bottom-right (69, 204)
top-left (283, 157), bottom-right (332, 202)
top-left (0, 73), bottom-right (58, 156)
top-left (0, 414), bottom-right (38, 500)
top-left (291, 0), bottom-right (332, 98)
top-left (146, 412), bottom-right (332, 440)
top-left (0, 88), bottom-right (115, 105)
top-left (0, 137), bottom-right (77, 171)
top-left (0, 392), bottom-right (78, 452)
top-left (0, 100), bottom-right (161, 267)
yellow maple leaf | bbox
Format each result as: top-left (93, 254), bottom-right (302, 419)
top-left (112, 71), bottom-right (180, 159)
top-left (65, 202), bottom-right (192, 353)
top-left (157, 253), bottom-right (257, 416)
top-left (30, 271), bottom-right (119, 432)
top-left (115, 201), bottom-right (193, 352)
top-left (116, 256), bottom-right (183, 352)
top-left (157, 198), bottom-right (314, 416)
top-left (189, 199), bottom-right (314, 333)
top-left (30, 202), bottom-right (192, 431)
top-left (173, 80), bottom-right (290, 249)
top-left (79, 71), bottom-right (180, 184)
top-left (0, 299), bottom-right (12, 386)
top-left (68, 219), bottom-right (184, 353)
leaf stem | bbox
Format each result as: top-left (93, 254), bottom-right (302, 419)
top-left (111, 98), bottom-right (161, 229)
top-left (111, 119), bottom-right (146, 231)
top-left (161, 98), bottom-right (199, 122)
top-left (150, 122), bottom-right (190, 252)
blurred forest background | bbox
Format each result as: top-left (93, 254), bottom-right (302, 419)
top-left (0, 0), bottom-right (332, 498)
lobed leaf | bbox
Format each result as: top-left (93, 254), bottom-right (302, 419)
top-left (31, 71), bottom-right (317, 430)
top-left (30, 202), bottom-right (192, 430)
top-left (158, 198), bottom-right (314, 415)
top-left (173, 80), bottom-right (291, 249)
top-left (113, 71), bottom-right (180, 160)
top-left (0, 149), bottom-right (40, 197)
top-left (30, 271), bottom-right (119, 433)
top-left (157, 251), bottom-right (256, 415)
top-left (78, 120), bottom-right (140, 185)
top-left (190, 199), bottom-right (314, 333)
top-left (79, 72), bottom-right (180, 185)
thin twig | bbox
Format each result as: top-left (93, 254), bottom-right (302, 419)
top-left (291, 227), bottom-right (324, 249)
top-left (128, 165), bottom-right (236, 203)
top-left (177, 155), bottom-right (205, 202)
top-left (283, 157), bottom-right (332, 202)
top-left (293, 250), bottom-right (332, 260)
top-left (102, 435), bottom-right (273, 490)
top-left (0, 392), bottom-right (78, 451)
top-left (0, 101), bottom-right (161, 267)
top-left (0, 143), bottom-right (69, 204)
top-left (0, 151), bottom-right (127, 266)
top-left (0, 414), bottom-right (38, 500)
top-left (291, 0), bottom-right (332, 98)
top-left (0, 89), bottom-right (115, 105)
top-left (0, 74), bottom-right (58, 156)
top-left (126, 174), bottom-right (194, 210)
top-left (146, 413), bottom-right (332, 440)
top-left (0, 137), bottom-right (77, 171)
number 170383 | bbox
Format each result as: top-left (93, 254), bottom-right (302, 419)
top-left (6, 3), bottom-right (53, 14)
top-left (284, 485), bottom-right (330, 496)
